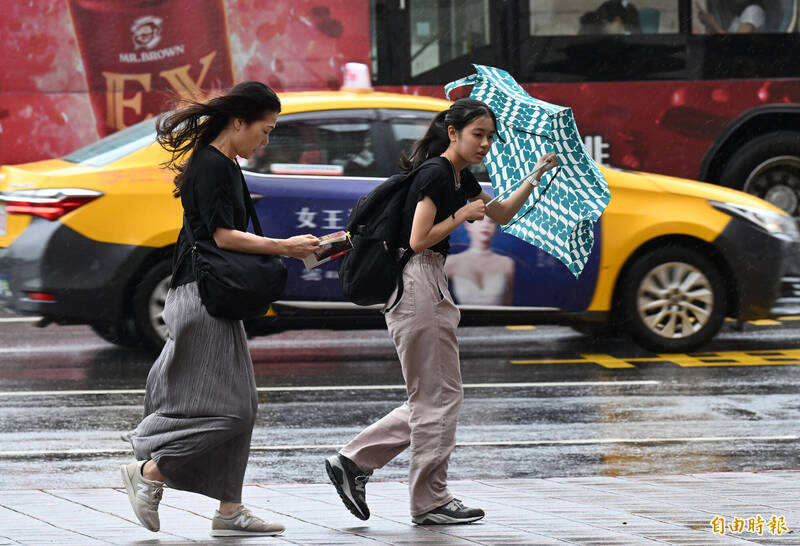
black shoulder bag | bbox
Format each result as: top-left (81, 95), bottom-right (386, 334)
top-left (180, 176), bottom-right (287, 320)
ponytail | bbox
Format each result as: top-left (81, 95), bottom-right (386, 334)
top-left (399, 110), bottom-right (449, 172)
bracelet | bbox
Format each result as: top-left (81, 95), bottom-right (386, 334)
top-left (452, 212), bottom-right (456, 221)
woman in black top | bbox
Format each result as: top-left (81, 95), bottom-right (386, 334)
top-left (122, 81), bottom-right (319, 538)
top-left (326, 98), bottom-right (558, 525)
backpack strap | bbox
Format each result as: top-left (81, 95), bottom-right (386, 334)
top-left (385, 248), bottom-right (414, 312)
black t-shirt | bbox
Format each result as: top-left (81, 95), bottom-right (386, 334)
top-left (399, 157), bottom-right (482, 256)
top-left (172, 146), bottom-right (249, 286)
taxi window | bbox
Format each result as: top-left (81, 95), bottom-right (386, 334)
top-left (390, 116), bottom-right (430, 158)
top-left (243, 116), bottom-right (381, 177)
top-left (64, 118), bottom-right (156, 167)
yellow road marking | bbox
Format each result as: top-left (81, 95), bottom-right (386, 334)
top-left (661, 350), bottom-right (800, 367)
top-left (511, 349), bottom-right (800, 368)
top-left (576, 353), bottom-right (637, 368)
top-left (512, 354), bottom-right (644, 368)
top-left (513, 357), bottom-right (592, 365)
top-left (726, 318), bottom-right (788, 324)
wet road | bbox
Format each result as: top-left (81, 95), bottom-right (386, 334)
top-left (1, 316), bottom-right (799, 490)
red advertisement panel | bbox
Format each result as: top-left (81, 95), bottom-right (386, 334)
top-left (67, 0), bottom-right (235, 136)
top-left (0, 0), bottom-right (369, 165)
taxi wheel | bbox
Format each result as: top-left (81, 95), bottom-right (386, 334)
top-left (132, 260), bottom-right (171, 353)
top-left (620, 247), bottom-right (726, 353)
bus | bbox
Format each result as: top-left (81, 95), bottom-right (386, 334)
top-left (369, 0), bottom-right (800, 216)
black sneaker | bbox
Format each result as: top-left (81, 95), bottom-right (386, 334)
top-left (412, 498), bottom-right (485, 525)
top-left (325, 453), bottom-right (372, 520)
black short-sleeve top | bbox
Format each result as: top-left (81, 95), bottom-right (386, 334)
top-left (171, 146), bottom-right (249, 286)
top-left (399, 157), bottom-right (482, 256)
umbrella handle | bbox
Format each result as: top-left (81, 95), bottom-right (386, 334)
top-left (486, 162), bottom-right (549, 206)
top-left (445, 73), bottom-right (479, 100)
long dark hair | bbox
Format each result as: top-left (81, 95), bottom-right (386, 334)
top-left (400, 98), bottom-right (498, 172)
top-left (156, 81), bottom-right (281, 196)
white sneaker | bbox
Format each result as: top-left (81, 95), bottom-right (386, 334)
top-left (210, 505), bottom-right (285, 537)
top-left (120, 460), bottom-right (163, 532)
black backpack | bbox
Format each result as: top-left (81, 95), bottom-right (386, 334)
top-left (338, 159), bottom-right (442, 309)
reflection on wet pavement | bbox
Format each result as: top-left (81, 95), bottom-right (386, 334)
top-left (1, 321), bottom-right (800, 489)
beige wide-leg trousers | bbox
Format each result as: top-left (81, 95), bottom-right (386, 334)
top-left (340, 250), bottom-right (463, 516)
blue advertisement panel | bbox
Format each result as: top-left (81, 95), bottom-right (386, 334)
top-left (246, 172), bottom-right (600, 312)
top-left (445, 219), bottom-right (600, 312)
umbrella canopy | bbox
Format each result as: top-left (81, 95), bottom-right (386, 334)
top-left (445, 64), bottom-right (611, 277)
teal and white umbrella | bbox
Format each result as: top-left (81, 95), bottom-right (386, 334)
top-left (446, 64), bottom-right (611, 277)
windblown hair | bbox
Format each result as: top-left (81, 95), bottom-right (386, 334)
top-left (156, 81), bottom-right (281, 196)
top-left (400, 98), bottom-right (498, 172)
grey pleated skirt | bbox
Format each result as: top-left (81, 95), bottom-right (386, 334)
top-left (124, 282), bottom-right (258, 502)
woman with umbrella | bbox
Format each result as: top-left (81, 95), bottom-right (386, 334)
top-left (325, 98), bottom-right (558, 525)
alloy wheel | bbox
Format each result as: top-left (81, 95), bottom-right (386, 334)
top-left (636, 261), bottom-right (714, 339)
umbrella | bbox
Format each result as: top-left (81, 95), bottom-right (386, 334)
top-left (445, 64), bottom-right (611, 277)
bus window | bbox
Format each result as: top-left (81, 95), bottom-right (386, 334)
top-left (693, 0), bottom-right (799, 79)
top-left (408, 0), bottom-right (491, 78)
top-left (519, 1), bottom-right (686, 82)
top-left (693, 0), bottom-right (797, 34)
top-left (528, 1), bottom-right (679, 37)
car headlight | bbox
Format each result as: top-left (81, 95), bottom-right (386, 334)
top-left (710, 200), bottom-right (800, 239)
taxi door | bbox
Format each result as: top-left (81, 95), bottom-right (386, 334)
top-left (241, 109), bottom-right (393, 301)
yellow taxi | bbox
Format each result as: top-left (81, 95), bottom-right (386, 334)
top-left (1, 90), bottom-right (799, 352)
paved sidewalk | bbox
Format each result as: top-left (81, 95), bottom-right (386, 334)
top-left (2, 471), bottom-right (799, 545)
